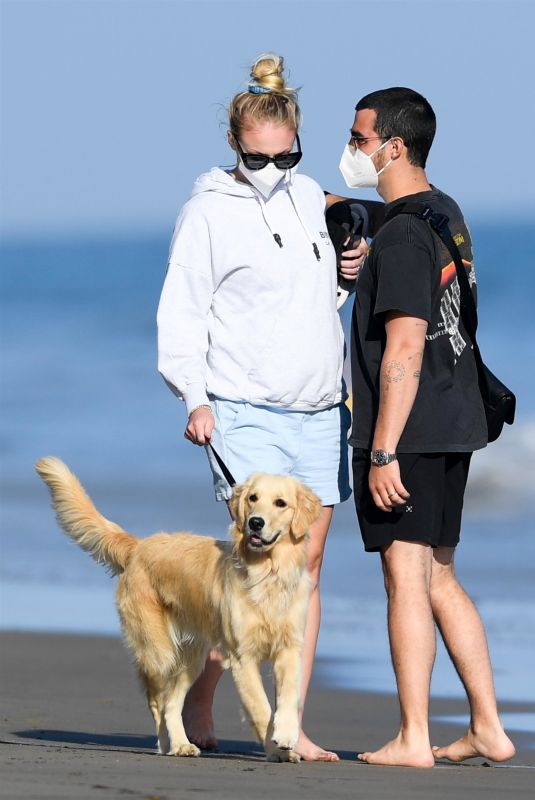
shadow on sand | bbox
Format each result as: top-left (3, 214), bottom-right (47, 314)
top-left (14, 728), bottom-right (358, 761)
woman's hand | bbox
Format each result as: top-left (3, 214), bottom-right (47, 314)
top-left (184, 406), bottom-right (214, 445)
top-left (339, 237), bottom-right (369, 282)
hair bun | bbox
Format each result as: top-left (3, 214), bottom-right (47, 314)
top-left (228, 53), bottom-right (301, 137)
top-left (250, 53), bottom-right (294, 97)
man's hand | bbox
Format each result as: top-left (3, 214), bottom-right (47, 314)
top-left (339, 237), bottom-right (369, 282)
top-left (184, 406), bottom-right (214, 446)
top-left (369, 460), bottom-right (410, 512)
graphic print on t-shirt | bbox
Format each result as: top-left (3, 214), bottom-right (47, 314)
top-left (426, 254), bottom-right (475, 360)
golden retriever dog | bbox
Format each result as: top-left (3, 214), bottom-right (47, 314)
top-left (35, 457), bottom-right (322, 762)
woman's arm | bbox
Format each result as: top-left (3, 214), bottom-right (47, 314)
top-left (324, 192), bottom-right (385, 236)
top-left (157, 208), bottom-right (215, 443)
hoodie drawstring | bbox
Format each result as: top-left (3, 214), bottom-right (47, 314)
top-left (287, 185), bottom-right (321, 262)
top-left (247, 175), bottom-right (321, 261)
top-left (254, 193), bottom-right (285, 249)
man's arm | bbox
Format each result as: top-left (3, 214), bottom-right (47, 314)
top-left (324, 192), bottom-right (385, 236)
top-left (369, 311), bottom-right (428, 512)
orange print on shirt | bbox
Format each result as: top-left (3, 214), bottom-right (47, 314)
top-left (441, 259), bottom-right (472, 289)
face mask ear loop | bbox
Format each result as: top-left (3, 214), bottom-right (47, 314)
top-left (372, 138), bottom-right (393, 176)
top-left (370, 137), bottom-right (391, 158)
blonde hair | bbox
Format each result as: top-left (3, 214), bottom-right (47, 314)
top-left (228, 53), bottom-right (301, 138)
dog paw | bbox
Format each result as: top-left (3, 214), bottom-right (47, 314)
top-left (169, 743), bottom-right (201, 757)
top-left (271, 727), bottom-right (298, 752)
top-left (272, 738), bottom-right (295, 751)
top-left (266, 748), bottom-right (301, 763)
top-left (272, 711), bottom-right (298, 752)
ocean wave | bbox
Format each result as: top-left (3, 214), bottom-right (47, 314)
top-left (464, 418), bottom-right (535, 517)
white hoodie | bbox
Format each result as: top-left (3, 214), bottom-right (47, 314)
top-left (157, 167), bottom-right (344, 415)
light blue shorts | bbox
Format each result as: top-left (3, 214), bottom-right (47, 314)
top-left (206, 399), bottom-right (352, 505)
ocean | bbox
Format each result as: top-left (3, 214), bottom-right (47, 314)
top-left (1, 225), bottom-right (534, 726)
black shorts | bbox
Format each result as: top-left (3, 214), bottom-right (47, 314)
top-left (352, 449), bottom-right (472, 552)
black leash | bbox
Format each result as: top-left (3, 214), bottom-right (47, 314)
top-left (207, 443), bottom-right (236, 487)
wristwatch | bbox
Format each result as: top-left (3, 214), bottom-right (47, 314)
top-left (370, 450), bottom-right (397, 467)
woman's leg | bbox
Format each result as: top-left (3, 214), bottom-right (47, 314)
top-left (182, 650), bottom-right (223, 750)
top-left (294, 504), bottom-right (340, 762)
top-left (182, 499), bottom-right (235, 750)
top-left (185, 402), bottom-right (345, 755)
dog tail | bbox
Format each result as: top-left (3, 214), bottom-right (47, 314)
top-left (35, 456), bottom-right (138, 575)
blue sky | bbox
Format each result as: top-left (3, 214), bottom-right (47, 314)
top-left (1, 0), bottom-right (534, 237)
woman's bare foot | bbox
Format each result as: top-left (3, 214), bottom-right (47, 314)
top-left (182, 700), bottom-right (218, 751)
top-left (433, 724), bottom-right (516, 763)
top-left (358, 731), bottom-right (435, 768)
top-left (294, 730), bottom-right (339, 762)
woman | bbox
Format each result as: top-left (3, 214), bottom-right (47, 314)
top-left (157, 54), bottom-right (363, 761)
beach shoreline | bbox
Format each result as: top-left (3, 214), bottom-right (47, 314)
top-left (1, 630), bottom-right (533, 799)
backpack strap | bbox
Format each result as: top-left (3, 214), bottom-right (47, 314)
top-left (385, 202), bottom-right (478, 341)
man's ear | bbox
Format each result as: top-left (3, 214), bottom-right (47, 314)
top-left (389, 135), bottom-right (404, 160)
top-left (290, 483), bottom-right (322, 539)
top-left (229, 478), bottom-right (250, 530)
top-left (227, 129), bottom-right (237, 151)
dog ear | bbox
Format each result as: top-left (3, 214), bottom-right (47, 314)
top-left (291, 482), bottom-right (322, 539)
top-left (229, 479), bottom-right (250, 530)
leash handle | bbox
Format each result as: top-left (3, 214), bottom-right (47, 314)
top-left (207, 444), bottom-right (236, 487)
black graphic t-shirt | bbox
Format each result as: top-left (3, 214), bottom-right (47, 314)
top-left (349, 187), bottom-right (487, 453)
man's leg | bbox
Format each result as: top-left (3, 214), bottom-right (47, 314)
top-left (430, 547), bottom-right (515, 762)
top-left (358, 539), bottom-right (436, 767)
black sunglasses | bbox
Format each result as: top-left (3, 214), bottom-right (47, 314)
top-left (236, 134), bottom-right (302, 171)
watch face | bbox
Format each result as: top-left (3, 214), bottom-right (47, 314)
top-left (371, 450), bottom-right (393, 466)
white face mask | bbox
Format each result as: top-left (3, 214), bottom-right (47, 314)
top-left (339, 139), bottom-right (392, 188)
top-left (238, 157), bottom-right (288, 198)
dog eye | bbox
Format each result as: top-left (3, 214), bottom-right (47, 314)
top-left (249, 494), bottom-right (258, 502)
top-left (274, 498), bottom-right (287, 508)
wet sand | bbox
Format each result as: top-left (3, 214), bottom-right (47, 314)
top-left (0, 631), bottom-right (533, 799)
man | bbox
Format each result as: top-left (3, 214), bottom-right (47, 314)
top-left (342, 87), bottom-right (515, 767)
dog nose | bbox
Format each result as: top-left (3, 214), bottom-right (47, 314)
top-left (249, 516), bottom-right (265, 532)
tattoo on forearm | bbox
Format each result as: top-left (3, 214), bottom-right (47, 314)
top-left (383, 360), bottom-right (405, 383)
top-left (408, 351), bottom-right (423, 380)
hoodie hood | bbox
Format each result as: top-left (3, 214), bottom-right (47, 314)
top-left (190, 167), bottom-right (318, 258)
top-left (190, 166), bottom-right (296, 199)
top-left (191, 167), bottom-right (255, 199)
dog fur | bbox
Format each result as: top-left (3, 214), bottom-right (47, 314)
top-left (35, 457), bottom-right (322, 761)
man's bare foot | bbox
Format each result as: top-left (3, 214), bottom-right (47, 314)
top-left (294, 730), bottom-right (339, 762)
top-left (433, 725), bottom-right (516, 763)
top-left (358, 731), bottom-right (435, 768)
top-left (182, 701), bottom-right (218, 751)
